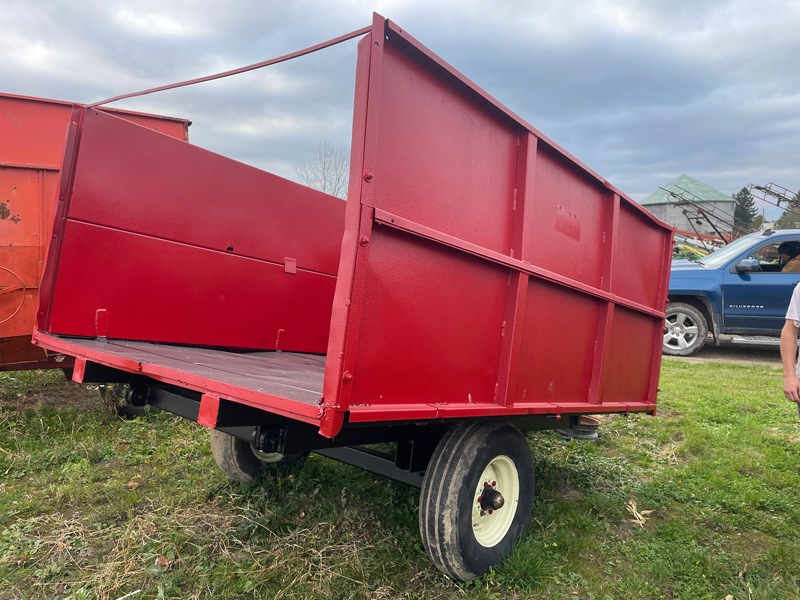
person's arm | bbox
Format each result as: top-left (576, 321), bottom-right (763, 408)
top-left (781, 319), bottom-right (800, 402)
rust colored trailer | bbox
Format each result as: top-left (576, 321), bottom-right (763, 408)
top-left (0, 92), bottom-right (189, 370)
top-left (32, 15), bottom-right (672, 580)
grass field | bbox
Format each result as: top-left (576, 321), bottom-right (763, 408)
top-left (1, 359), bottom-right (799, 599)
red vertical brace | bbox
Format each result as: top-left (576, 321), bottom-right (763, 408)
top-left (495, 132), bottom-right (537, 406)
top-left (198, 393), bottom-right (221, 428)
top-left (587, 191), bottom-right (620, 404)
top-left (645, 225), bottom-right (674, 409)
top-left (320, 16), bottom-right (382, 439)
top-left (37, 106), bottom-right (85, 334)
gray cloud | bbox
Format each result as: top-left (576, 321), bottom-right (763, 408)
top-left (2, 0), bottom-right (798, 217)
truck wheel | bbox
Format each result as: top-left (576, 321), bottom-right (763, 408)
top-left (663, 302), bottom-right (708, 356)
top-left (419, 421), bottom-right (534, 581)
top-left (209, 430), bottom-right (306, 482)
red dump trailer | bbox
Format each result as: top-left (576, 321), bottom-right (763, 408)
top-left (33, 15), bottom-right (672, 580)
top-left (0, 92), bottom-right (189, 370)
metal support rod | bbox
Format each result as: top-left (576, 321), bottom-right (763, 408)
top-left (90, 24), bottom-right (373, 107)
top-left (315, 447), bottom-right (424, 488)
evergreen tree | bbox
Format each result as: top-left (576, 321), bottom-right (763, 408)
top-left (732, 187), bottom-right (758, 237)
top-left (775, 191), bottom-right (800, 229)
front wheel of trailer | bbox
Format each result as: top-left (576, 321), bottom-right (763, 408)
top-left (419, 420), bottom-right (535, 581)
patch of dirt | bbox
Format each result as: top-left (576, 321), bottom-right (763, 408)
top-left (1, 377), bottom-right (102, 412)
top-left (551, 480), bottom-right (584, 502)
top-left (725, 530), bottom-right (779, 558)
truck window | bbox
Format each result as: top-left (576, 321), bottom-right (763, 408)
top-left (744, 240), bottom-right (800, 273)
top-left (699, 236), bottom-right (759, 268)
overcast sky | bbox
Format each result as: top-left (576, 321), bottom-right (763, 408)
top-left (2, 0), bottom-right (798, 218)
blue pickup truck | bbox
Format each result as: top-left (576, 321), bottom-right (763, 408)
top-left (664, 229), bottom-right (800, 356)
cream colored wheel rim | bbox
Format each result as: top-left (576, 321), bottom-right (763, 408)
top-left (471, 455), bottom-right (519, 547)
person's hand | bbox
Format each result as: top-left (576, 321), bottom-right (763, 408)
top-left (783, 375), bottom-right (800, 403)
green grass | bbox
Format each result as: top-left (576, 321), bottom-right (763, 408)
top-left (1, 360), bottom-right (799, 599)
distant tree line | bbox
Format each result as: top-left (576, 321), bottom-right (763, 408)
top-left (774, 190), bottom-right (800, 229)
top-left (732, 186), bottom-right (800, 237)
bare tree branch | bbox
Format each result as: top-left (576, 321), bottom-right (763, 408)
top-left (296, 141), bottom-right (349, 199)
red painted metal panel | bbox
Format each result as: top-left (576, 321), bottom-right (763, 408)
top-left (67, 110), bottom-right (342, 277)
top-left (524, 146), bottom-right (607, 288)
top-left (322, 17), bottom-right (672, 433)
top-left (0, 93), bottom-right (188, 168)
top-left (363, 38), bottom-right (518, 256)
top-left (513, 279), bottom-right (603, 405)
top-left (0, 93), bottom-right (189, 370)
top-left (611, 203), bottom-right (673, 309)
top-left (40, 108), bottom-right (344, 352)
top-left (348, 227), bottom-right (508, 407)
top-left (1, 96), bottom-right (77, 169)
top-left (600, 306), bottom-right (664, 403)
top-left (32, 15), bottom-right (672, 437)
top-left (47, 220), bottom-right (337, 352)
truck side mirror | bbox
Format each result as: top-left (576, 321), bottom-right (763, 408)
top-left (735, 258), bottom-right (761, 273)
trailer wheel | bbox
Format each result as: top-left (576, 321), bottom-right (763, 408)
top-left (100, 383), bottom-right (151, 419)
top-left (209, 430), bottom-right (305, 482)
top-left (663, 301), bottom-right (708, 356)
top-left (251, 448), bottom-right (308, 466)
top-left (209, 429), bottom-right (263, 483)
top-left (419, 421), bottom-right (534, 581)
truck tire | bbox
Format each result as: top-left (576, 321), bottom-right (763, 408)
top-left (419, 421), bottom-right (534, 581)
top-left (209, 430), bottom-right (306, 483)
top-left (663, 302), bottom-right (708, 356)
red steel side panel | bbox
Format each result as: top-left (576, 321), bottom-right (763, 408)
top-left (612, 203), bottom-right (672, 309)
top-left (49, 221), bottom-right (337, 350)
top-left (600, 306), bottom-right (664, 403)
top-left (513, 280), bottom-right (602, 404)
top-left (66, 110), bottom-right (341, 277)
top-left (40, 108), bottom-right (344, 352)
top-left (348, 228), bottom-right (508, 406)
top-left (322, 17), bottom-right (672, 431)
top-left (524, 146), bottom-right (607, 288)
top-left (31, 16), bottom-right (671, 436)
top-left (365, 43), bottom-right (517, 255)
top-left (0, 93), bottom-right (188, 370)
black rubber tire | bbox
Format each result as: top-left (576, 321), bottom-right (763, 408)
top-left (100, 383), bottom-right (150, 419)
top-left (209, 430), bottom-right (305, 482)
top-left (419, 421), bottom-right (535, 581)
top-left (209, 429), bottom-right (263, 483)
top-left (663, 301), bottom-right (708, 356)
